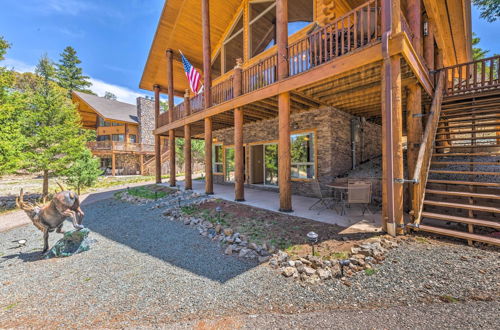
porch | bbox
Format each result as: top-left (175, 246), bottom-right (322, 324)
top-left (172, 179), bottom-right (382, 233)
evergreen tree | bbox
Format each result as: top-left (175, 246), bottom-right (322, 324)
top-left (0, 36), bottom-right (28, 174)
top-left (473, 0), bottom-right (500, 22)
top-left (56, 46), bottom-right (92, 94)
top-left (63, 148), bottom-right (102, 195)
top-left (472, 33), bottom-right (489, 60)
top-left (22, 55), bottom-right (91, 196)
top-left (104, 91), bottom-right (117, 100)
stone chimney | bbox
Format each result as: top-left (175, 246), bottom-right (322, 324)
top-left (136, 97), bottom-right (155, 145)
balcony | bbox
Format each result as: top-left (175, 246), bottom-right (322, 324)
top-left (158, 0), bottom-right (382, 128)
top-left (87, 141), bottom-right (155, 154)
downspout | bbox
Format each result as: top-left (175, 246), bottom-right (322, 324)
top-left (381, 0), bottom-right (396, 235)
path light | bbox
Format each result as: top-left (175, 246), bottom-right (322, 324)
top-left (215, 206), bottom-right (222, 223)
top-left (339, 259), bottom-right (351, 278)
top-left (177, 197), bottom-right (182, 208)
top-left (306, 231), bottom-right (318, 255)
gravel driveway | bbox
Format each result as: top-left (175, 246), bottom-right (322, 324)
top-left (0, 197), bottom-right (499, 328)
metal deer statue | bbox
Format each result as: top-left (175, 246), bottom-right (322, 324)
top-left (16, 183), bottom-right (85, 253)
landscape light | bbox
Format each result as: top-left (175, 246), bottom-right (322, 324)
top-left (339, 259), bottom-right (351, 278)
top-left (307, 231), bottom-right (318, 255)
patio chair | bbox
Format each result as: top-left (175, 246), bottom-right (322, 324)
top-left (309, 180), bottom-right (336, 214)
top-left (339, 180), bottom-right (372, 216)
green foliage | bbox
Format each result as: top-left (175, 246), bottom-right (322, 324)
top-left (63, 148), bottom-right (102, 194)
top-left (56, 46), bottom-right (92, 94)
top-left (104, 91), bottom-right (117, 100)
top-left (126, 186), bottom-right (168, 199)
top-left (472, 33), bottom-right (489, 60)
top-left (174, 137), bottom-right (205, 171)
top-left (364, 268), bottom-right (377, 276)
top-left (35, 54), bottom-right (56, 82)
top-left (473, 0), bottom-right (500, 22)
top-left (0, 36), bottom-right (10, 61)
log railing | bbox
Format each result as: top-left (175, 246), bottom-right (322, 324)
top-left (288, 0), bottom-right (380, 76)
top-left (211, 77), bottom-right (234, 106)
top-left (410, 70), bottom-right (445, 225)
top-left (190, 92), bottom-right (205, 113)
top-left (444, 55), bottom-right (500, 96)
top-left (87, 141), bottom-right (155, 153)
top-left (242, 54), bottom-right (278, 94)
top-left (172, 102), bottom-right (186, 121)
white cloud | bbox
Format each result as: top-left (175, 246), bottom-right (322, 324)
top-left (30, 0), bottom-right (97, 16)
top-left (3, 57), bottom-right (144, 104)
top-left (89, 78), bottom-right (142, 104)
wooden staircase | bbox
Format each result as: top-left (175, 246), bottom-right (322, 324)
top-left (408, 55), bottom-right (500, 246)
top-left (142, 150), bottom-right (169, 176)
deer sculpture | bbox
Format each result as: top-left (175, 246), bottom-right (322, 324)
top-left (16, 183), bottom-right (85, 253)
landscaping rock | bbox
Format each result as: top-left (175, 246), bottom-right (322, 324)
top-left (224, 245), bottom-right (233, 255)
top-left (282, 267), bottom-right (297, 277)
top-left (239, 248), bottom-right (250, 258)
top-left (223, 228), bottom-right (234, 236)
top-left (303, 266), bottom-right (316, 276)
top-left (45, 228), bottom-right (91, 259)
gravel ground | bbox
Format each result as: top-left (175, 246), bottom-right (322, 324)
top-left (0, 197), bottom-right (499, 328)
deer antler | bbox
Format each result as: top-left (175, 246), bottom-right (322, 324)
top-left (56, 181), bottom-right (65, 192)
top-left (16, 189), bottom-right (35, 212)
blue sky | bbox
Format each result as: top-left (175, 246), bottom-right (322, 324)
top-left (1, 1), bottom-right (499, 104)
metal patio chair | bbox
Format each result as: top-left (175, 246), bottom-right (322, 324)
top-left (309, 180), bottom-right (336, 214)
top-left (339, 180), bottom-right (372, 216)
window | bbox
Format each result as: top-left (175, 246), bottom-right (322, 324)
top-left (223, 15), bottom-right (244, 73)
top-left (291, 132), bottom-right (315, 179)
top-left (111, 122), bottom-right (124, 126)
top-left (224, 147), bottom-right (235, 182)
top-left (98, 117), bottom-right (111, 127)
top-left (97, 135), bottom-right (110, 141)
top-left (213, 144), bottom-right (223, 173)
top-left (211, 51), bottom-right (222, 80)
top-left (129, 134), bottom-right (137, 143)
top-left (112, 134), bottom-right (124, 142)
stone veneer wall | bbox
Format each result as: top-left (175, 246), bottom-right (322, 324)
top-left (136, 97), bottom-right (155, 146)
top-left (116, 154), bottom-right (141, 175)
top-left (211, 106), bottom-right (382, 197)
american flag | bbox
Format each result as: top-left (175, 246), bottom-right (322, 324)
top-left (180, 51), bottom-right (202, 94)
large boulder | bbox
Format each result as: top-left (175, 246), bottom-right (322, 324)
top-left (45, 228), bottom-right (91, 258)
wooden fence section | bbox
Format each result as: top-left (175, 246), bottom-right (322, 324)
top-left (211, 77), bottom-right (234, 106)
top-left (288, 0), bottom-right (380, 76)
top-left (410, 71), bottom-right (445, 225)
top-left (242, 54), bottom-right (277, 94)
top-left (444, 55), bottom-right (500, 96)
top-left (88, 141), bottom-right (155, 153)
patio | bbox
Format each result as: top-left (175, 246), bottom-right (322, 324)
top-left (169, 179), bottom-right (382, 233)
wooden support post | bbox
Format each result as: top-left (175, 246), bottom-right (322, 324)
top-left (406, 83), bottom-right (422, 177)
top-left (184, 90), bottom-right (192, 190)
top-left (140, 154), bottom-right (144, 176)
top-left (381, 0), bottom-right (403, 234)
top-left (205, 117), bottom-right (214, 195)
top-left (166, 49), bottom-right (174, 124)
top-left (406, 0), bottom-right (422, 55)
top-left (154, 84), bottom-right (162, 183)
top-left (278, 92), bottom-right (292, 212)
top-left (423, 14), bottom-right (435, 71)
top-left (169, 130), bottom-right (176, 187)
top-left (202, 0), bottom-right (212, 108)
top-left (276, 0), bottom-right (289, 80)
top-left (234, 107), bottom-right (244, 201)
top-left (111, 153), bottom-right (116, 177)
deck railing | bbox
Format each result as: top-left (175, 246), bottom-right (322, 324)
top-left (410, 71), bottom-right (445, 225)
top-left (288, 0), bottom-right (380, 76)
top-left (87, 141), bottom-right (155, 153)
top-left (173, 102), bottom-right (186, 121)
top-left (444, 55), bottom-right (500, 96)
top-left (162, 0), bottom-right (381, 125)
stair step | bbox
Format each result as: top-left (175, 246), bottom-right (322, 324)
top-left (435, 128), bottom-right (500, 136)
top-left (429, 170), bottom-right (500, 176)
top-left (435, 136), bottom-right (498, 142)
top-left (427, 179), bottom-right (500, 187)
top-left (442, 101), bottom-right (500, 111)
top-left (442, 96), bottom-right (500, 108)
top-left (441, 108), bottom-right (500, 118)
top-left (421, 212), bottom-right (500, 229)
top-left (415, 224), bottom-right (500, 246)
top-left (425, 189), bottom-right (500, 200)
top-left (443, 121), bottom-right (500, 130)
top-left (439, 114), bottom-right (500, 123)
top-left (434, 143), bottom-right (500, 149)
top-left (431, 161), bottom-right (499, 165)
top-left (423, 200), bottom-right (500, 213)
top-left (432, 152), bottom-right (499, 157)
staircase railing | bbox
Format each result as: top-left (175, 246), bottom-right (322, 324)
top-left (410, 70), bottom-right (445, 225)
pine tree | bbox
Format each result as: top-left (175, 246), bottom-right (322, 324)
top-left (63, 148), bottom-right (102, 195)
top-left (56, 46), bottom-right (92, 94)
top-left (473, 0), bottom-right (499, 22)
top-left (22, 55), bottom-right (91, 196)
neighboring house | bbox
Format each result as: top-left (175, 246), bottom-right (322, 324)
top-left (140, 0), bottom-right (500, 245)
top-left (72, 91), bottom-right (168, 176)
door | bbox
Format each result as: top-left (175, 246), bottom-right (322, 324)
top-left (251, 145), bottom-right (264, 184)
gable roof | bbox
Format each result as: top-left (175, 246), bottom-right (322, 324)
top-left (72, 91), bottom-right (139, 124)
top-left (139, 0), bottom-right (242, 94)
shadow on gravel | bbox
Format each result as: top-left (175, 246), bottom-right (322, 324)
top-left (81, 196), bottom-right (259, 283)
top-left (1, 250), bottom-right (44, 263)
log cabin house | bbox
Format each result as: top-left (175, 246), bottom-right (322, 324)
top-left (72, 91), bottom-right (168, 176)
top-left (141, 0), bottom-right (500, 245)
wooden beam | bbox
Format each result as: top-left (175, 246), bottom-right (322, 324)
top-left (154, 85), bottom-right (162, 183)
top-left (167, 49), bottom-right (175, 124)
top-left (276, 0), bottom-right (289, 80)
top-left (111, 153), bottom-right (116, 177)
top-left (278, 92), bottom-right (292, 212)
top-left (423, 14), bottom-right (435, 71)
top-left (169, 130), bottom-right (176, 187)
top-left (205, 117), bottom-right (214, 194)
top-left (184, 90), bottom-right (192, 190)
top-left (202, 0), bottom-right (212, 108)
top-left (406, 82), bottom-right (423, 187)
top-left (234, 107), bottom-right (244, 201)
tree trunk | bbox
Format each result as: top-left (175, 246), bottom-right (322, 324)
top-left (42, 170), bottom-right (49, 197)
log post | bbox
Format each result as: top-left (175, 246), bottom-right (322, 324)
top-left (202, 0), bottom-right (212, 108)
top-left (205, 117), bottom-right (214, 194)
top-left (406, 0), bottom-right (422, 55)
top-left (169, 131), bottom-right (176, 186)
top-left (184, 90), bottom-right (192, 190)
top-left (111, 153), bottom-right (116, 176)
top-left (166, 49), bottom-right (176, 187)
top-left (381, 0), bottom-right (403, 235)
top-left (140, 154), bottom-right (144, 176)
top-left (423, 14), bottom-right (435, 71)
top-left (154, 84), bottom-right (162, 183)
top-left (234, 59), bottom-right (244, 201)
top-left (276, 0), bottom-right (289, 80)
top-left (278, 92), bottom-right (292, 212)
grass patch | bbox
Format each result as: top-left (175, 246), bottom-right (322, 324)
top-left (364, 269), bottom-right (377, 276)
top-left (440, 295), bottom-right (459, 303)
top-left (4, 302), bottom-right (18, 311)
top-left (330, 251), bottom-right (350, 260)
top-left (83, 277), bottom-right (92, 282)
top-left (415, 236), bottom-right (429, 244)
top-left (125, 185), bottom-right (169, 199)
